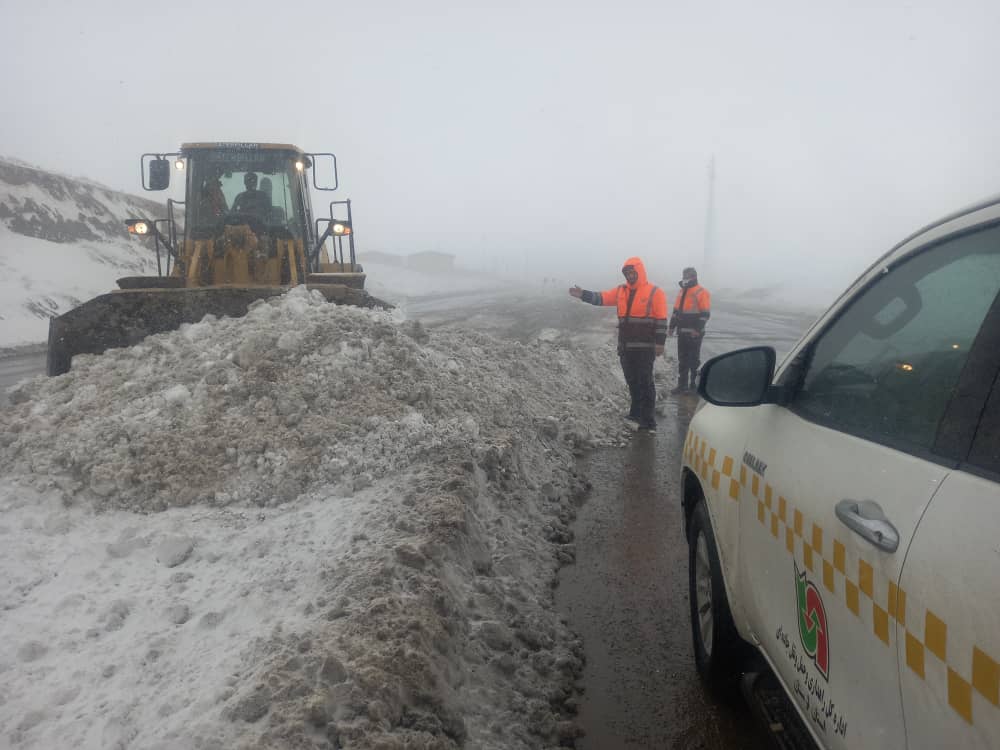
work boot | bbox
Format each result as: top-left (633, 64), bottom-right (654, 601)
top-left (626, 400), bottom-right (639, 423)
top-left (670, 374), bottom-right (686, 395)
top-left (685, 369), bottom-right (698, 392)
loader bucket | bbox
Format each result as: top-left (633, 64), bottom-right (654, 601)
top-left (46, 284), bottom-right (391, 376)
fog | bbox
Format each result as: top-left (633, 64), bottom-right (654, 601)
top-left (2, 0), bottom-right (998, 307)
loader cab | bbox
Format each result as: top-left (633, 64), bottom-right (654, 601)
top-left (137, 143), bottom-right (341, 287)
top-left (181, 143), bottom-right (313, 243)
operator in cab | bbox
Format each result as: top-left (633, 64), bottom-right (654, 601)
top-left (231, 172), bottom-right (271, 221)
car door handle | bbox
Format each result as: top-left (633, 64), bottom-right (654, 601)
top-left (835, 499), bottom-right (900, 553)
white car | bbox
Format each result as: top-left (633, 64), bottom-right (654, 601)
top-left (681, 194), bottom-right (1000, 749)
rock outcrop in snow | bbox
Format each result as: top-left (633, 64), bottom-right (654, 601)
top-left (0, 158), bottom-right (164, 245)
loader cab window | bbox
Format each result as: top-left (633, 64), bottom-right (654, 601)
top-left (187, 153), bottom-right (307, 237)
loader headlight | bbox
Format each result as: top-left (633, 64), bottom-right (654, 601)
top-left (126, 219), bottom-right (150, 235)
top-left (332, 222), bottom-right (351, 236)
top-left (174, 159), bottom-right (185, 170)
top-left (295, 160), bottom-right (305, 171)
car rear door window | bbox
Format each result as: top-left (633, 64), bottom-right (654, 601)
top-left (792, 224), bottom-right (1000, 454)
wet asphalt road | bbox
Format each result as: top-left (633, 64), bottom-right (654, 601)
top-left (556, 395), bottom-right (771, 750)
top-left (553, 301), bottom-right (813, 750)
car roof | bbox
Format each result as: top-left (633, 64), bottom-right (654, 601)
top-left (886, 192), bottom-right (1000, 262)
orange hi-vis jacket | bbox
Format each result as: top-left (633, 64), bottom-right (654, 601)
top-left (669, 283), bottom-right (711, 335)
top-left (580, 256), bottom-right (669, 352)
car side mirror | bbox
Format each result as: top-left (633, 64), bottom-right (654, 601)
top-left (698, 346), bottom-right (777, 407)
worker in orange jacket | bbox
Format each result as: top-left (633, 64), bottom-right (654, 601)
top-left (569, 257), bottom-right (668, 433)
top-left (668, 266), bottom-right (711, 393)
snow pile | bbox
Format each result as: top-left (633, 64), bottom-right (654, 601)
top-left (0, 287), bottom-right (631, 749)
top-left (3, 288), bottom-right (621, 512)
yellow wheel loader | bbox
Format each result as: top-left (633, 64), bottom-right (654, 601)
top-left (46, 142), bottom-right (389, 375)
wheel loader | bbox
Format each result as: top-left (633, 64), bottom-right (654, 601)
top-left (46, 142), bottom-right (389, 375)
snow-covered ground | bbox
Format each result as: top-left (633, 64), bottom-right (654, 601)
top-left (0, 157), bottom-right (163, 348)
top-left (0, 286), bottom-right (639, 749)
top-left (0, 224), bottom-right (159, 347)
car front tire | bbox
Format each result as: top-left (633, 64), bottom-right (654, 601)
top-left (688, 498), bottom-right (743, 691)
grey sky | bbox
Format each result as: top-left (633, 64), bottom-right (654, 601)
top-left (2, 0), bottom-right (998, 303)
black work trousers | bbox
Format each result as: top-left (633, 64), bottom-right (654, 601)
top-left (677, 333), bottom-right (704, 385)
top-left (620, 349), bottom-right (657, 429)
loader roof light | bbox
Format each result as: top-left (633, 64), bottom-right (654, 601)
top-left (174, 159), bottom-right (185, 170)
top-left (295, 160), bottom-right (305, 171)
top-left (332, 222), bottom-right (351, 236)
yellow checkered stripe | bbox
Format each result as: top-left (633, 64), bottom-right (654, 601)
top-left (683, 431), bottom-right (1000, 727)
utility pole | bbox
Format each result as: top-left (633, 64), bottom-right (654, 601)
top-left (703, 156), bottom-right (716, 279)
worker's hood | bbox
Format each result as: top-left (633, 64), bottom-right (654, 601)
top-left (621, 256), bottom-right (648, 288)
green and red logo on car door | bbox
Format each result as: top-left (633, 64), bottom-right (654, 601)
top-left (796, 563), bottom-right (830, 680)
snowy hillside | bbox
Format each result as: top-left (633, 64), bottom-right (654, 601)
top-left (0, 287), bottom-right (636, 749)
top-left (0, 158), bottom-right (164, 347)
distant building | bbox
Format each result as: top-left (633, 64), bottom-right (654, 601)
top-left (362, 250), bottom-right (404, 267)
